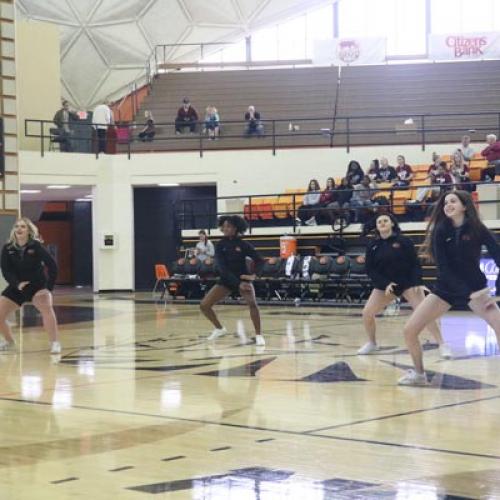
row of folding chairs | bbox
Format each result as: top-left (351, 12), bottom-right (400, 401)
top-left (153, 254), bottom-right (372, 303)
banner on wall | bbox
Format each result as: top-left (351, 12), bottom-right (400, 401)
top-left (429, 32), bottom-right (500, 61)
top-left (314, 37), bottom-right (386, 66)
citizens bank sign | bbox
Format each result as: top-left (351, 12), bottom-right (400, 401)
top-left (430, 32), bottom-right (500, 61)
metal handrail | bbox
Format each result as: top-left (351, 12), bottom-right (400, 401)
top-left (25, 110), bottom-right (500, 159)
top-left (174, 180), bottom-right (500, 235)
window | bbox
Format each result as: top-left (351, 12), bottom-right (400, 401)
top-left (252, 25), bottom-right (278, 61)
top-left (278, 15), bottom-right (306, 60)
top-left (432, 0), bottom-right (498, 33)
top-left (338, 0), bottom-right (426, 56)
top-left (306, 4), bottom-right (334, 58)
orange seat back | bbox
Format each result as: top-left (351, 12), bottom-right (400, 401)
top-left (155, 264), bottom-right (169, 280)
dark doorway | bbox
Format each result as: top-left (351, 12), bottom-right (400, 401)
top-left (134, 185), bottom-right (216, 290)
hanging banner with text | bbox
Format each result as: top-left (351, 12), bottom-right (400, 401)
top-left (429, 32), bottom-right (500, 61)
top-left (314, 37), bottom-right (386, 66)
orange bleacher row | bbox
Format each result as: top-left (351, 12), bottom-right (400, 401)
top-left (243, 154), bottom-right (489, 220)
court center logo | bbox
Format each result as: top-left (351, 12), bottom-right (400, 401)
top-left (337, 40), bottom-right (360, 64)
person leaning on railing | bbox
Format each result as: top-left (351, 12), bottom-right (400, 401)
top-left (92, 100), bottom-right (114, 153)
top-left (53, 100), bottom-right (79, 152)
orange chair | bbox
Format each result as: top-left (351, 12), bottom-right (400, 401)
top-left (152, 264), bottom-right (170, 299)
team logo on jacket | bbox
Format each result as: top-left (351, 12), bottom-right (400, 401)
top-left (392, 242), bottom-right (401, 249)
top-left (462, 234), bottom-right (471, 241)
top-left (27, 249), bottom-right (35, 255)
top-left (235, 247), bottom-right (241, 252)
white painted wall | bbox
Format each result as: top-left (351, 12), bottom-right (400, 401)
top-left (18, 141), bottom-right (488, 290)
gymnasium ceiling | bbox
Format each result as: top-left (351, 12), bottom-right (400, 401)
top-left (16, 0), bottom-right (335, 109)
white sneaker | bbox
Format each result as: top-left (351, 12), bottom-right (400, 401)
top-left (398, 369), bottom-right (428, 386)
top-left (0, 339), bottom-right (15, 351)
top-left (255, 335), bottom-right (266, 346)
top-left (357, 342), bottom-right (378, 355)
top-left (305, 216), bottom-right (317, 226)
top-left (50, 341), bottom-right (62, 354)
top-left (439, 343), bottom-right (452, 359)
top-left (207, 327), bottom-right (227, 341)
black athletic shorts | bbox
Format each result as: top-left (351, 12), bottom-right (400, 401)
top-left (2, 282), bottom-right (47, 306)
top-left (433, 288), bottom-right (470, 308)
top-left (375, 283), bottom-right (420, 297)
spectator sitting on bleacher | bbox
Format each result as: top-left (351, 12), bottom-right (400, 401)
top-left (195, 230), bottom-right (215, 262)
top-left (458, 135), bottom-right (474, 162)
top-left (377, 157), bottom-right (397, 182)
top-left (138, 110), bottom-right (155, 142)
top-left (346, 161), bottom-right (364, 186)
top-left (426, 152), bottom-right (441, 181)
top-left (175, 97), bottom-right (198, 135)
top-left (393, 155), bottom-right (413, 188)
top-left (409, 161), bottom-right (452, 205)
top-left (432, 161), bottom-right (454, 192)
top-left (297, 179), bottom-right (322, 226)
top-left (318, 177), bottom-right (337, 223)
top-left (481, 134), bottom-right (500, 182)
top-left (328, 177), bottom-right (353, 223)
top-left (53, 100), bottom-right (79, 152)
top-left (450, 149), bottom-right (472, 191)
top-left (367, 159), bottom-right (380, 182)
top-left (244, 106), bottom-right (263, 137)
top-left (351, 176), bottom-right (378, 222)
top-left (204, 105), bottom-right (220, 140)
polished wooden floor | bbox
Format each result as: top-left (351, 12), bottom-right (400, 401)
top-left (1, 291), bottom-right (500, 499)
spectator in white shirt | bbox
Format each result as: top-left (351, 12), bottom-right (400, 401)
top-left (92, 101), bottom-right (114, 153)
top-left (458, 135), bottom-right (475, 162)
top-left (195, 230), bottom-right (215, 262)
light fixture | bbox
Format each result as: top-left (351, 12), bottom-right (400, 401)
top-left (47, 185), bottom-right (71, 189)
top-left (75, 198), bottom-right (92, 202)
top-left (20, 189), bottom-right (41, 194)
top-left (84, 194), bottom-right (93, 198)
top-left (158, 183), bottom-right (180, 187)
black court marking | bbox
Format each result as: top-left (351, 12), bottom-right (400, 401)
top-left (198, 357), bottom-right (277, 377)
top-left (300, 361), bottom-right (366, 383)
top-left (382, 360), bottom-right (497, 390)
top-left (3, 395), bottom-right (500, 462)
top-left (256, 438), bottom-right (275, 443)
top-left (161, 455), bottom-right (186, 462)
top-left (109, 466), bottom-right (134, 472)
top-left (210, 446), bottom-right (231, 452)
top-left (51, 477), bottom-right (79, 484)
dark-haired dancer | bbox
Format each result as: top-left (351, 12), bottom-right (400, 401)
top-left (358, 213), bottom-right (449, 357)
top-left (399, 191), bottom-right (500, 385)
top-left (200, 215), bottom-right (266, 346)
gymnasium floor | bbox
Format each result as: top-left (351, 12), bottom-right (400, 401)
top-left (1, 292), bottom-right (499, 499)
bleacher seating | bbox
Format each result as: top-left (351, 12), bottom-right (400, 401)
top-left (129, 67), bottom-right (338, 152)
top-left (335, 60), bottom-right (500, 146)
top-left (125, 60), bottom-right (500, 153)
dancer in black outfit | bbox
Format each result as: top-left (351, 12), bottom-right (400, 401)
top-left (358, 213), bottom-right (448, 356)
top-left (200, 215), bottom-right (266, 346)
top-left (0, 218), bottom-right (61, 354)
top-left (400, 190), bottom-right (500, 385)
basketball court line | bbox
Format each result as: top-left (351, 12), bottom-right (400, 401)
top-left (1, 393), bottom-right (500, 462)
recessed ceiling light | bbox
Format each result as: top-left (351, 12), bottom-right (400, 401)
top-left (47, 185), bottom-right (71, 189)
top-left (75, 198), bottom-right (92, 202)
top-left (158, 183), bottom-right (180, 187)
top-left (20, 189), bottom-right (41, 194)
